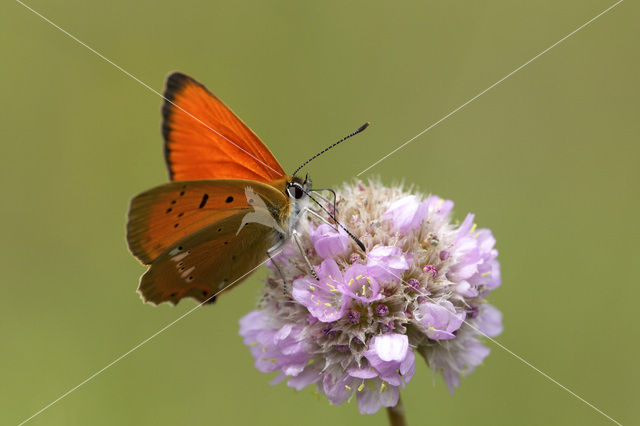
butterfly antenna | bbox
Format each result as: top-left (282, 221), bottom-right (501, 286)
top-left (292, 122), bottom-right (370, 178)
top-left (304, 190), bottom-right (366, 252)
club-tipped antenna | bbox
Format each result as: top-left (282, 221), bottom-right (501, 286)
top-left (292, 122), bottom-right (370, 178)
top-left (304, 190), bottom-right (366, 252)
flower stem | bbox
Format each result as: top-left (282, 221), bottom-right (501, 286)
top-left (386, 393), bottom-right (408, 426)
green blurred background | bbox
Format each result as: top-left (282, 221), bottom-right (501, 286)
top-left (2, 0), bottom-right (638, 424)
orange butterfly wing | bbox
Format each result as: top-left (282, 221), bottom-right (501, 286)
top-left (127, 180), bottom-right (290, 305)
top-left (127, 179), bottom-right (288, 265)
top-left (162, 72), bottom-right (286, 182)
top-left (138, 215), bottom-right (279, 305)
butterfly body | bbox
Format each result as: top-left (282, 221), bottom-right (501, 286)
top-left (127, 73), bottom-right (312, 305)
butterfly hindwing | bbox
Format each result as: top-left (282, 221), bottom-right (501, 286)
top-left (162, 72), bottom-right (285, 182)
top-left (138, 213), bottom-right (282, 305)
top-left (127, 179), bottom-right (288, 265)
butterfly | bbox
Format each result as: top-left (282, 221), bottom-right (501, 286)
top-left (126, 72), bottom-right (367, 305)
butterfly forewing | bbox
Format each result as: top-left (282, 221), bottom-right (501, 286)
top-left (127, 179), bottom-right (288, 265)
top-left (162, 72), bottom-right (286, 182)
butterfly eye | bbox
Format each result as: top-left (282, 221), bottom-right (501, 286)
top-left (287, 183), bottom-right (305, 200)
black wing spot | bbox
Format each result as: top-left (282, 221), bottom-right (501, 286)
top-left (170, 292), bottom-right (177, 297)
top-left (178, 212), bottom-right (184, 217)
top-left (187, 276), bottom-right (194, 282)
top-left (217, 228), bottom-right (222, 232)
top-left (248, 198), bottom-right (254, 204)
top-left (174, 223), bottom-right (179, 228)
top-left (166, 208), bottom-right (173, 213)
top-left (171, 200), bottom-right (176, 205)
top-left (231, 255), bottom-right (236, 260)
top-left (204, 295), bottom-right (217, 305)
top-left (225, 196), bottom-right (234, 203)
top-left (199, 193), bottom-right (209, 209)
top-left (180, 191), bottom-right (185, 196)
top-left (224, 241), bottom-right (228, 245)
top-left (178, 246), bottom-right (183, 250)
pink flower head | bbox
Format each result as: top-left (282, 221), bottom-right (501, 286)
top-left (239, 181), bottom-right (502, 414)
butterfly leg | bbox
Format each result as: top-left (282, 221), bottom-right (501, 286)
top-left (293, 230), bottom-right (319, 281)
top-left (267, 238), bottom-right (290, 295)
top-left (266, 249), bottom-right (288, 294)
top-left (308, 188), bottom-right (337, 218)
top-left (307, 208), bottom-right (339, 231)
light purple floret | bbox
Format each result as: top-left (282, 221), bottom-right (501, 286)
top-left (292, 259), bottom-right (351, 322)
top-left (418, 299), bottom-right (466, 340)
top-left (311, 224), bottom-right (351, 258)
top-left (366, 245), bottom-right (411, 283)
top-left (239, 311), bottom-right (312, 377)
top-left (476, 304), bottom-right (503, 337)
top-left (431, 337), bottom-right (491, 393)
top-left (383, 195), bottom-right (429, 233)
top-left (341, 264), bottom-right (383, 303)
top-left (447, 214), bottom-right (502, 297)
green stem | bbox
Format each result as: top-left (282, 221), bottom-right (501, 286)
top-left (386, 393), bottom-right (408, 426)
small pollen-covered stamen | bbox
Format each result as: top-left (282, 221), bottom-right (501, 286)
top-left (357, 383), bottom-right (365, 392)
top-left (327, 283), bottom-right (336, 290)
top-left (309, 285), bottom-right (316, 291)
top-left (262, 347), bottom-right (266, 352)
top-left (470, 223), bottom-right (477, 233)
top-left (356, 274), bottom-right (363, 279)
top-left (345, 385), bottom-right (351, 391)
top-left (361, 284), bottom-right (366, 296)
top-left (428, 326), bottom-right (435, 330)
top-left (481, 271), bottom-right (490, 277)
top-left (250, 342), bottom-right (259, 346)
top-left (330, 288), bottom-right (339, 292)
top-left (324, 303), bottom-right (332, 307)
top-left (348, 278), bottom-right (354, 286)
top-left (317, 301), bottom-right (321, 306)
top-left (380, 382), bottom-right (387, 393)
top-left (269, 358), bottom-right (277, 363)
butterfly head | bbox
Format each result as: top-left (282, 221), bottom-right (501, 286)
top-left (286, 174), bottom-right (312, 201)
